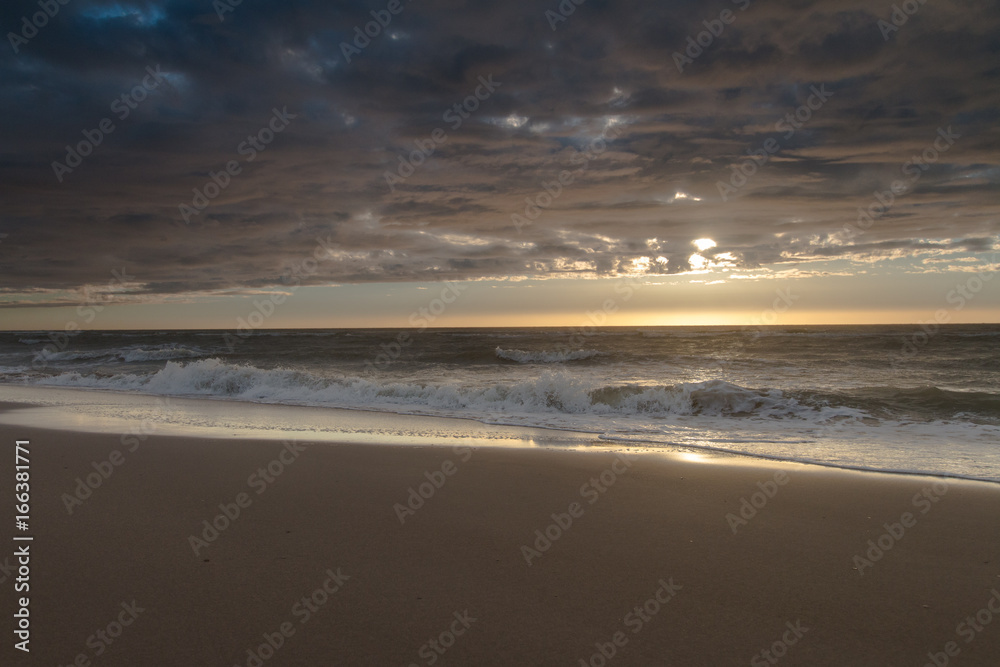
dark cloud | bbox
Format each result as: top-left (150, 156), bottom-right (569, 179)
top-left (0, 0), bottom-right (998, 301)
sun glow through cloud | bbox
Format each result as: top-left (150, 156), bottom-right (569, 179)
top-left (0, 0), bottom-right (997, 329)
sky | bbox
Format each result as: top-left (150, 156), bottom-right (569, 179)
top-left (0, 0), bottom-right (998, 329)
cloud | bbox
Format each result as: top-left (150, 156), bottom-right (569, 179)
top-left (0, 0), bottom-right (998, 303)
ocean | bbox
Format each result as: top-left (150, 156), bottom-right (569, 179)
top-left (1, 325), bottom-right (998, 481)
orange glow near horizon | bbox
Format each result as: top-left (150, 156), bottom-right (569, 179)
top-left (1, 271), bottom-right (997, 330)
top-left (3, 299), bottom-right (1000, 330)
top-left (351, 309), bottom-right (1000, 329)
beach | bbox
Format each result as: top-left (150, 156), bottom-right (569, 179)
top-left (3, 401), bottom-right (999, 666)
top-left (6, 0), bottom-right (999, 663)
top-left (5, 0), bottom-right (998, 661)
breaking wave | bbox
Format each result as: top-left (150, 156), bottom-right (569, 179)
top-left (31, 358), bottom-right (873, 423)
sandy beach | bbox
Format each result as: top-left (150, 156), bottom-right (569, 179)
top-left (5, 0), bottom-right (998, 660)
top-left (6, 0), bottom-right (999, 661)
top-left (2, 403), bottom-right (999, 666)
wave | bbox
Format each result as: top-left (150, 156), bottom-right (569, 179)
top-left (116, 346), bottom-right (204, 362)
top-left (495, 347), bottom-right (601, 363)
top-left (29, 358), bottom-right (875, 423)
top-left (32, 348), bottom-right (109, 362)
top-left (31, 344), bottom-right (206, 365)
top-left (844, 385), bottom-right (1000, 421)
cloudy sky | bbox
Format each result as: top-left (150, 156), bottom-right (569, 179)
top-left (1, 0), bottom-right (998, 328)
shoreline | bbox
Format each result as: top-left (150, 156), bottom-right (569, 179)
top-left (2, 417), bottom-right (1000, 665)
top-left (1, 382), bottom-right (998, 486)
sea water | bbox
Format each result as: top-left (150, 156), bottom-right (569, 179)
top-left (0, 325), bottom-right (997, 481)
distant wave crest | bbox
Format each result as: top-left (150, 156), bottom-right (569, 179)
top-left (117, 346), bottom-right (204, 362)
top-left (32, 349), bottom-right (109, 363)
top-left (495, 347), bottom-right (601, 363)
top-left (31, 344), bottom-right (205, 364)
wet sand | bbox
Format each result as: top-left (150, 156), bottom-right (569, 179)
top-left (2, 409), bottom-right (999, 666)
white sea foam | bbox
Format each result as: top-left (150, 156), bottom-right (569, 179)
top-left (31, 358), bottom-right (868, 422)
top-left (2, 325), bottom-right (997, 482)
top-left (18, 360), bottom-right (999, 482)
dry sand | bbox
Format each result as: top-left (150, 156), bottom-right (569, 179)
top-left (2, 406), bottom-right (999, 666)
